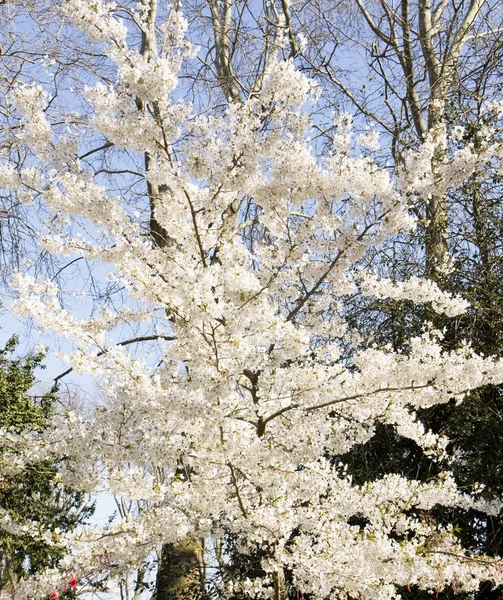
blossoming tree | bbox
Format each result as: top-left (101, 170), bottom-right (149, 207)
top-left (1, 1), bottom-right (503, 598)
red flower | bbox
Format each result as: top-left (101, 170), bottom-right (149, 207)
top-left (50, 590), bottom-right (59, 600)
top-left (70, 575), bottom-right (78, 592)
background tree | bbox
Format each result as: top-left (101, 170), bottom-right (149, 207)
top-left (290, 4), bottom-right (503, 598)
top-left (0, 335), bottom-right (93, 592)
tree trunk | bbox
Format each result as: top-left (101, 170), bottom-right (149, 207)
top-left (153, 538), bottom-right (204, 600)
top-left (424, 187), bottom-right (448, 282)
top-left (273, 567), bottom-right (288, 600)
top-left (424, 93), bottom-right (449, 284)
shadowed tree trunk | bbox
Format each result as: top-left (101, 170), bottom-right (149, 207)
top-left (153, 539), bottom-right (204, 600)
top-left (273, 568), bottom-right (288, 600)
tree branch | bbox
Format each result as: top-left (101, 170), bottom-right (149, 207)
top-left (53, 335), bottom-right (175, 383)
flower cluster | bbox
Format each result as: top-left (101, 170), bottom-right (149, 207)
top-left (359, 273), bottom-right (470, 316)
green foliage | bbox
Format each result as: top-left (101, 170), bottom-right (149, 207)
top-left (0, 336), bottom-right (93, 590)
top-left (0, 335), bottom-right (51, 431)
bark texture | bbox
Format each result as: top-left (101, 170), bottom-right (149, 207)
top-left (153, 538), bottom-right (204, 600)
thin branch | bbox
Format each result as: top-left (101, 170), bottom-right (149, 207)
top-left (50, 257), bottom-right (85, 282)
top-left (447, 0), bottom-right (486, 65)
top-left (228, 462), bottom-right (248, 518)
top-left (79, 142), bottom-right (114, 160)
top-left (53, 334), bottom-right (175, 383)
top-left (354, 0), bottom-right (394, 48)
top-left (261, 382), bottom-right (435, 428)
